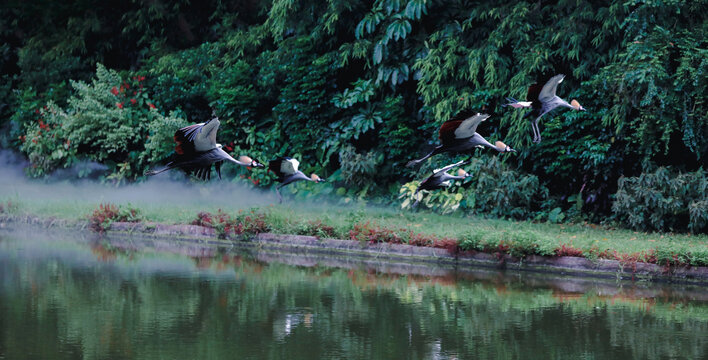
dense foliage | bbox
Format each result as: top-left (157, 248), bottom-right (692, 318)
top-left (613, 167), bottom-right (708, 233)
top-left (0, 0), bottom-right (706, 232)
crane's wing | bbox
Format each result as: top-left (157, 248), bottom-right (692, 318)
top-left (453, 113), bottom-right (490, 139)
top-left (432, 159), bottom-right (468, 176)
top-left (269, 156), bottom-right (299, 180)
top-left (539, 74), bottom-right (565, 102)
top-left (174, 117), bottom-right (220, 155)
top-left (526, 83), bottom-right (543, 103)
top-left (438, 110), bottom-right (478, 144)
top-left (281, 157), bottom-right (299, 175)
top-left (174, 123), bottom-right (204, 155)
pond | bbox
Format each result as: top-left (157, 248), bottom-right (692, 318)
top-left (1, 228), bottom-right (707, 359)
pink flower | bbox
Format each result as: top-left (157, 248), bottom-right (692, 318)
top-left (130, 98), bottom-right (136, 105)
top-left (117, 102), bottom-right (124, 109)
top-left (148, 103), bottom-right (156, 109)
top-left (111, 87), bottom-right (119, 96)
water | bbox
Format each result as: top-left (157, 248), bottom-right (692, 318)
top-left (1, 228), bottom-right (707, 359)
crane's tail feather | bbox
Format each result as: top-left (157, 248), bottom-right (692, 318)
top-left (502, 97), bottom-right (518, 107)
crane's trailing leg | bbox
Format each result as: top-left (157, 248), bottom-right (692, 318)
top-left (145, 162), bottom-right (175, 176)
top-left (215, 162), bottom-right (222, 180)
top-left (276, 185), bottom-right (283, 204)
top-left (407, 146), bottom-right (442, 167)
top-left (531, 117), bottom-right (541, 143)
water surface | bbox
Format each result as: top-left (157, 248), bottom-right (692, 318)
top-left (1, 228), bottom-right (707, 359)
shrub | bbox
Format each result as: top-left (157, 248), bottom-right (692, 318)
top-left (302, 220), bottom-right (337, 238)
top-left (89, 203), bottom-right (141, 234)
top-left (18, 102), bottom-right (78, 177)
top-left (16, 64), bottom-right (187, 181)
top-left (339, 145), bottom-right (381, 188)
top-left (555, 244), bottom-right (584, 257)
top-left (401, 156), bottom-right (549, 219)
top-left (191, 209), bottom-right (270, 239)
top-left (349, 221), bottom-right (403, 244)
top-left (0, 200), bottom-right (19, 214)
top-left (612, 167), bottom-right (708, 233)
top-left (144, 44), bottom-right (219, 122)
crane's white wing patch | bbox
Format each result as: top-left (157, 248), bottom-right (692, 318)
top-left (454, 114), bottom-right (490, 139)
top-left (281, 158), bottom-right (299, 175)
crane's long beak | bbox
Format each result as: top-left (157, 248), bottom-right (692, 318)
top-left (252, 159), bottom-right (265, 168)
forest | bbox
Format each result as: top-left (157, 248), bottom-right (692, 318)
top-left (0, 0), bottom-right (706, 233)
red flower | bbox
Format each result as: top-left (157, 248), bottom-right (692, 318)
top-left (117, 102), bottom-right (124, 109)
top-left (32, 139), bottom-right (37, 144)
top-left (133, 91), bottom-right (137, 95)
top-left (148, 103), bottom-right (156, 109)
top-left (35, 109), bottom-right (40, 114)
top-left (130, 98), bottom-right (136, 105)
top-left (111, 86), bottom-right (119, 96)
top-left (139, 76), bottom-right (145, 81)
top-left (124, 82), bottom-right (130, 89)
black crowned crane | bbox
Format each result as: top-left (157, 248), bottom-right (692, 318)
top-left (406, 113), bottom-right (515, 167)
top-left (268, 157), bottom-right (325, 203)
top-left (146, 116), bottom-right (263, 180)
top-left (412, 160), bottom-right (470, 207)
top-left (503, 74), bottom-right (585, 143)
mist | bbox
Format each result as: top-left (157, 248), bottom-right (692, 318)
top-left (0, 150), bottom-right (284, 212)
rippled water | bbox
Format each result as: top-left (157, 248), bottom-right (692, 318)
top-left (1, 228), bottom-right (707, 359)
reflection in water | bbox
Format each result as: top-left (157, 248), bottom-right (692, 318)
top-left (1, 228), bottom-right (707, 359)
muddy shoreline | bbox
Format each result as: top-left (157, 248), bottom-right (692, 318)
top-left (2, 214), bottom-right (708, 284)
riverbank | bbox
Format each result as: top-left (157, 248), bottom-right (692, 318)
top-left (2, 211), bottom-right (708, 284)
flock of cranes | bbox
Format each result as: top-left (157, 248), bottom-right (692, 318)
top-left (147, 74), bottom-right (584, 203)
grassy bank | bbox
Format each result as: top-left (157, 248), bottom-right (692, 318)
top-left (2, 194), bottom-right (708, 268)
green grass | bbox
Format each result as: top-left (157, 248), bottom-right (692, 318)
top-left (2, 194), bottom-right (708, 266)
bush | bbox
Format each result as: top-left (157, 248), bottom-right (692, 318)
top-left (339, 145), bottom-right (381, 188)
top-left (612, 167), bottom-right (708, 233)
top-left (401, 156), bottom-right (548, 219)
top-left (17, 64), bottom-right (186, 181)
top-left (89, 203), bottom-right (141, 234)
top-left (192, 209), bottom-right (271, 239)
top-left (18, 101), bottom-right (78, 177)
